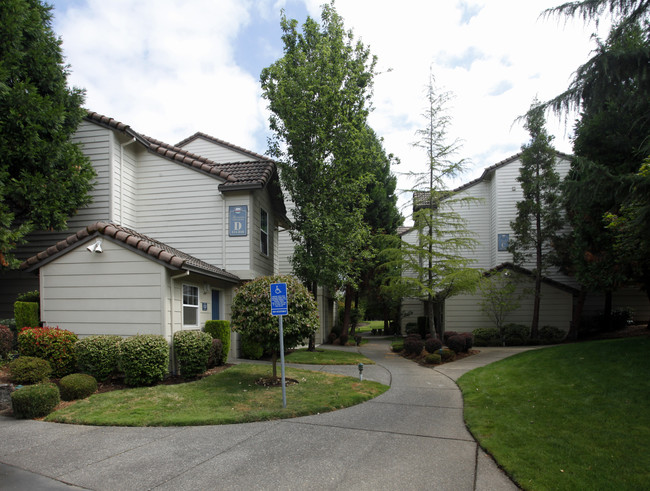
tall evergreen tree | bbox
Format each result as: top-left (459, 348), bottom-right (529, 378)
top-left (0, 0), bottom-right (95, 267)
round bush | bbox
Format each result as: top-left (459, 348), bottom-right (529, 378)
top-left (204, 320), bottom-right (231, 364)
top-left (538, 326), bottom-right (566, 344)
top-left (207, 338), bottom-right (223, 368)
top-left (447, 335), bottom-right (466, 353)
top-left (472, 327), bottom-right (501, 347)
top-left (403, 336), bottom-right (424, 356)
top-left (443, 331), bottom-right (459, 345)
top-left (118, 334), bottom-right (169, 387)
top-left (75, 335), bottom-right (122, 381)
top-left (425, 353), bottom-right (442, 365)
top-left (424, 337), bottom-right (442, 353)
top-left (440, 348), bottom-right (455, 362)
top-left (59, 373), bottom-right (98, 401)
top-left (0, 324), bottom-right (13, 359)
top-left (240, 334), bottom-right (264, 360)
top-left (18, 326), bottom-right (78, 377)
top-left (11, 383), bottom-right (60, 418)
top-left (460, 332), bottom-right (474, 351)
top-left (9, 356), bottom-right (52, 384)
top-left (503, 324), bottom-right (529, 346)
top-left (173, 330), bottom-right (212, 378)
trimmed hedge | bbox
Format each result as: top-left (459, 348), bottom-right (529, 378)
top-left (8, 356), bottom-right (52, 384)
top-left (424, 337), bottom-right (442, 354)
top-left (14, 301), bottom-right (39, 330)
top-left (404, 336), bottom-right (424, 356)
top-left (75, 335), bottom-right (122, 381)
top-left (472, 327), bottom-right (501, 347)
top-left (539, 325), bottom-right (566, 344)
top-left (118, 334), bottom-right (169, 387)
top-left (425, 353), bottom-right (442, 364)
top-left (204, 320), bottom-right (231, 364)
top-left (503, 324), bottom-right (529, 346)
top-left (59, 373), bottom-right (98, 401)
top-left (173, 330), bottom-right (212, 378)
top-left (18, 326), bottom-right (78, 377)
top-left (11, 383), bottom-right (60, 418)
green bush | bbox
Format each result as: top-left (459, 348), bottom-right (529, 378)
top-left (118, 334), bottom-right (169, 387)
top-left (425, 353), bottom-right (442, 364)
top-left (16, 290), bottom-right (40, 304)
top-left (240, 334), bottom-right (264, 360)
top-left (391, 340), bottom-right (404, 352)
top-left (75, 335), bottom-right (122, 381)
top-left (14, 301), bottom-right (39, 330)
top-left (11, 383), bottom-right (60, 418)
top-left (0, 324), bottom-right (13, 359)
top-left (8, 356), bottom-right (52, 384)
top-left (503, 323), bottom-right (529, 346)
top-left (173, 330), bottom-right (212, 378)
top-left (472, 327), bottom-right (501, 347)
top-left (207, 338), bottom-right (223, 368)
top-left (59, 373), bottom-right (98, 401)
top-left (539, 326), bottom-right (566, 344)
top-left (204, 320), bottom-right (231, 364)
top-left (440, 348), bottom-right (455, 362)
top-left (18, 326), bottom-right (78, 377)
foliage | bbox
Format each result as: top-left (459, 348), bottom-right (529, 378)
top-left (16, 290), bottom-right (39, 304)
top-left (538, 325), bottom-right (567, 344)
top-left (424, 336), bottom-right (442, 353)
top-left (207, 338), bottom-right (223, 368)
top-left (173, 330), bottom-right (212, 378)
top-left (240, 334), bottom-right (264, 360)
top-left (460, 332), bottom-right (474, 351)
top-left (472, 327), bottom-right (502, 347)
top-left (425, 353), bottom-right (442, 365)
top-left (75, 335), bottom-right (121, 381)
top-left (502, 324), bottom-right (530, 346)
top-left (478, 269), bottom-right (522, 339)
top-left (447, 335), bottom-right (466, 354)
top-left (403, 336), bottom-right (424, 356)
top-left (11, 382), bottom-right (60, 419)
top-left (231, 275), bottom-right (318, 377)
top-left (59, 373), bottom-right (97, 401)
top-left (204, 320), bottom-right (230, 364)
top-left (0, 324), bottom-right (13, 358)
top-left (391, 339), bottom-right (404, 352)
top-left (14, 301), bottom-right (39, 329)
top-left (8, 355), bottom-right (51, 384)
top-left (118, 334), bottom-right (169, 387)
top-left (440, 348), bottom-right (455, 362)
top-left (0, 0), bottom-right (95, 267)
top-left (18, 326), bottom-right (78, 377)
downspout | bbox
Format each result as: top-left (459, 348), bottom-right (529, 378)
top-left (170, 270), bottom-right (190, 375)
top-left (119, 137), bottom-right (137, 225)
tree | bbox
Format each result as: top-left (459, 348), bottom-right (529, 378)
top-left (478, 269), bottom-right (523, 345)
top-left (388, 74), bottom-right (479, 341)
top-left (509, 102), bottom-right (562, 340)
top-left (230, 275), bottom-right (318, 379)
top-left (0, 0), bottom-right (95, 267)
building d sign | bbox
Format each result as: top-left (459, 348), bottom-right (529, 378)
top-left (229, 205), bottom-right (248, 237)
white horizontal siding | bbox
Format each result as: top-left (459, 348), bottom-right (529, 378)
top-left (251, 189), bottom-right (275, 277)
top-left (179, 137), bottom-right (260, 163)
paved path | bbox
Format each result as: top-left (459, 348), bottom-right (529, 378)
top-left (0, 340), bottom-right (534, 490)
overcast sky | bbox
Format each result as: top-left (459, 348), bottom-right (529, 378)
top-left (50, 0), bottom-right (609, 221)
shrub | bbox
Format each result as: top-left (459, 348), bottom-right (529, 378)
top-left (118, 334), bottom-right (169, 387)
top-left (425, 353), bottom-right (441, 365)
top-left (14, 301), bottom-right (39, 330)
top-left (75, 335), bottom-right (122, 381)
top-left (59, 373), bottom-right (97, 401)
top-left (443, 331), bottom-right (459, 345)
top-left (240, 334), bottom-right (264, 360)
top-left (440, 348), bottom-right (455, 362)
top-left (472, 327), bottom-right (501, 347)
top-left (539, 326), bottom-right (566, 344)
top-left (18, 326), bottom-right (78, 377)
top-left (460, 332), bottom-right (474, 351)
top-left (207, 338), bottom-right (223, 368)
top-left (173, 330), bottom-right (212, 378)
top-left (424, 337), bottom-right (442, 353)
top-left (403, 336), bottom-right (424, 356)
top-left (405, 322), bottom-right (418, 335)
top-left (16, 290), bottom-right (40, 304)
top-left (447, 335), bottom-right (466, 354)
top-left (503, 323), bottom-right (529, 346)
top-left (204, 320), bottom-right (231, 364)
top-left (391, 340), bottom-right (404, 353)
top-left (8, 356), bottom-right (52, 384)
top-left (11, 383), bottom-right (60, 418)
top-left (0, 325), bottom-right (13, 359)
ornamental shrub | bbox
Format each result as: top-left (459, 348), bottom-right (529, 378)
top-left (539, 325), bottom-right (566, 344)
top-left (11, 383), bottom-right (60, 418)
top-left (14, 301), bottom-right (39, 330)
top-left (207, 338), bottom-right (223, 368)
top-left (0, 325), bottom-right (13, 359)
top-left (503, 323), bottom-right (529, 346)
top-left (472, 327), bottom-right (501, 347)
top-left (16, 290), bottom-right (40, 304)
top-left (391, 340), bottom-right (404, 353)
top-left (425, 353), bottom-right (441, 365)
top-left (440, 348), bottom-right (455, 362)
top-left (424, 337), bottom-right (442, 354)
top-left (75, 335), bottom-right (122, 381)
top-left (18, 326), bottom-right (78, 377)
top-left (118, 334), bottom-right (169, 387)
top-left (460, 332), bottom-right (474, 351)
top-left (8, 356), bottom-right (52, 384)
top-left (173, 330), bottom-right (212, 378)
top-left (403, 336), bottom-right (424, 356)
top-left (240, 334), bottom-right (264, 360)
top-left (443, 331), bottom-right (459, 345)
top-left (59, 373), bottom-right (97, 401)
top-left (447, 335), bottom-right (466, 354)
top-left (231, 275), bottom-right (318, 378)
top-left (204, 320), bottom-right (231, 364)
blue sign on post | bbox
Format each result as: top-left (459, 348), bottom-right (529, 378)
top-left (270, 283), bottom-right (288, 316)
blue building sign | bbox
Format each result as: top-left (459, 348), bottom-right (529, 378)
top-left (229, 205), bottom-right (248, 237)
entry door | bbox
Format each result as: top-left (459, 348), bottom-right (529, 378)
top-left (212, 290), bottom-right (220, 320)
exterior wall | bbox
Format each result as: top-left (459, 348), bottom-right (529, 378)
top-left (111, 134), bottom-right (138, 228)
top-left (251, 189), bottom-right (275, 277)
top-left (179, 137), bottom-right (257, 163)
top-left (222, 192), bottom-right (252, 278)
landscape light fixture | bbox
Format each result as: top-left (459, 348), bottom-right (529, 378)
top-left (87, 238), bottom-right (103, 254)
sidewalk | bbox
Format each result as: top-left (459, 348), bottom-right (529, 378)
top-left (0, 340), bottom-right (533, 490)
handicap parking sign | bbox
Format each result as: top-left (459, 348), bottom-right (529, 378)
top-left (270, 283), bottom-right (288, 316)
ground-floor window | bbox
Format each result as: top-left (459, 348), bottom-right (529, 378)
top-left (182, 284), bottom-right (199, 327)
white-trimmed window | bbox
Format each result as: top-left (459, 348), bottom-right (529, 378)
top-left (182, 284), bottom-right (199, 327)
top-left (260, 208), bottom-right (269, 256)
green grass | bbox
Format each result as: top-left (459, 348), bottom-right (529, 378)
top-left (285, 348), bottom-right (374, 365)
top-left (45, 364), bottom-right (387, 426)
top-left (355, 320), bottom-right (384, 333)
top-left (457, 337), bottom-right (650, 490)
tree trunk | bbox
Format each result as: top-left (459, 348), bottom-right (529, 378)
top-left (567, 289), bottom-right (586, 341)
top-left (308, 282), bottom-right (317, 351)
top-left (433, 297), bottom-right (445, 342)
top-left (342, 283), bottom-right (353, 339)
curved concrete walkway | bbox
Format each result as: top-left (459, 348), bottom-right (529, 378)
top-left (0, 340), bottom-right (533, 490)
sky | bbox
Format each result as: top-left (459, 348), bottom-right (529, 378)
top-left (49, 0), bottom-right (610, 222)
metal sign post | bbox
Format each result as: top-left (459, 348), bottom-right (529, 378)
top-left (270, 283), bottom-right (288, 408)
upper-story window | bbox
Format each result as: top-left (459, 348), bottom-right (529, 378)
top-left (260, 208), bottom-right (269, 256)
top-left (182, 284), bottom-right (199, 327)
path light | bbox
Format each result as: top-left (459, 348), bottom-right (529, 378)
top-left (358, 363), bottom-right (364, 381)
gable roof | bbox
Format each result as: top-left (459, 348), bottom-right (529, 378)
top-left (176, 132), bottom-right (271, 162)
top-left (20, 222), bottom-right (241, 283)
top-left (486, 262), bottom-right (580, 295)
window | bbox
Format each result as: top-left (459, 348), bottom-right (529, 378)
top-left (260, 208), bottom-right (269, 256)
top-left (182, 284), bottom-right (199, 327)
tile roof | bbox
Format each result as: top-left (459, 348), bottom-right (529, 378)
top-left (20, 222), bottom-right (241, 283)
top-left (176, 132), bottom-right (271, 162)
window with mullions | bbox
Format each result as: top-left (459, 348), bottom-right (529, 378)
top-left (260, 208), bottom-right (269, 256)
top-left (182, 284), bottom-right (199, 327)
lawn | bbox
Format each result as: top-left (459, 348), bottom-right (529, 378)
top-left (457, 337), bottom-right (650, 490)
top-left (45, 364), bottom-right (388, 426)
top-left (285, 348), bottom-right (374, 365)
